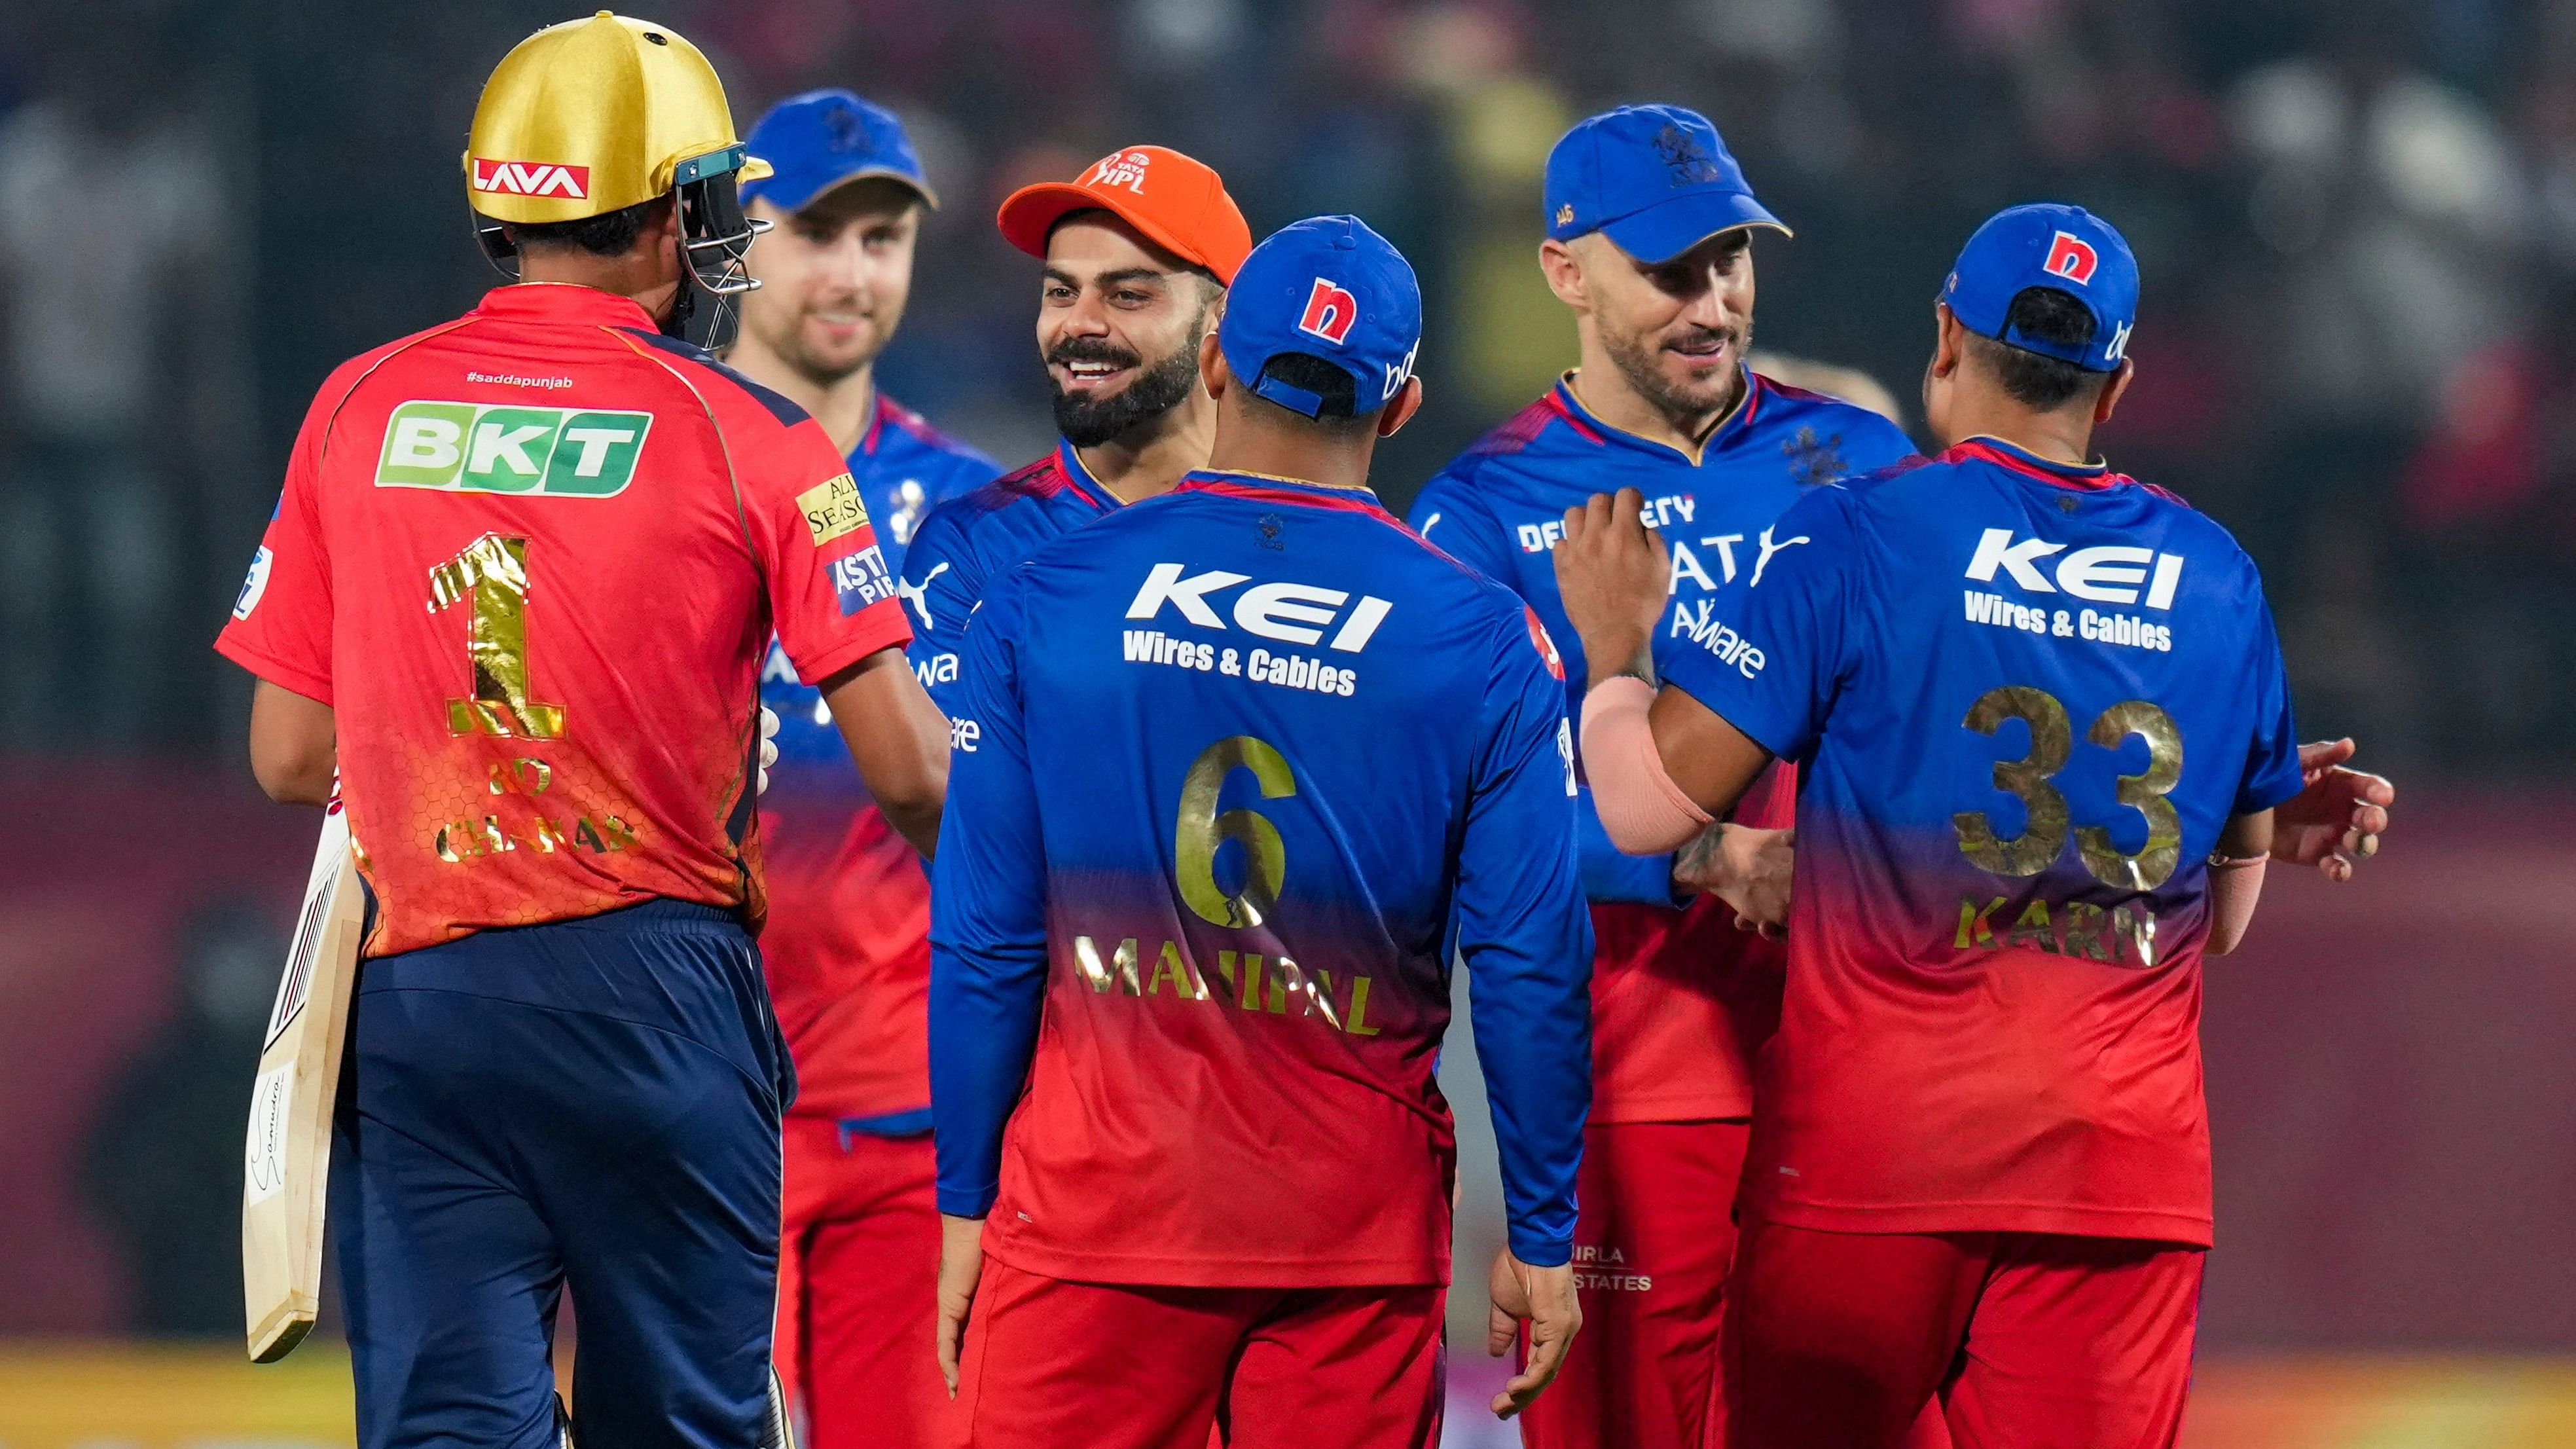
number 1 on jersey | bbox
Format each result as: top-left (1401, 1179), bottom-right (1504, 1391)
top-left (429, 533), bottom-right (565, 739)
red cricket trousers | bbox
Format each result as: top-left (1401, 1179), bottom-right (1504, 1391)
top-left (1517, 1119), bottom-right (1748, 1449)
top-left (1725, 1217), bottom-right (2204, 1449)
top-left (774, 1118), bottom-right (947, 1449)
top-left (947, 1257), bottom-right (1445, 1449)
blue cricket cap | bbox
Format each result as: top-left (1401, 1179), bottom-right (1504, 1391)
top-left (739, 90), bottom-right (938, 214)
top-left (1941, 203), bottom-right (2137, 373)
top-left (1544, 104), bottom-right (1788, 264)
top-left (1220, 215), bottom-right (1422, 420)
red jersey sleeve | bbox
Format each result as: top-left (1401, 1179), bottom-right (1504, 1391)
top-left (214, 361), bottom-right (357, 703)
top-left (736, 406), bottom-right (913, 684)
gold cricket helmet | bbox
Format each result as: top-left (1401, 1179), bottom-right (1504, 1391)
top-left (463, 10), bottom-right (771, 225)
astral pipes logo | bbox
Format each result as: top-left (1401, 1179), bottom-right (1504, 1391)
top-left (376, 401), bottom-right (652, 496)
top-left (469, 158), bottom-right (591, 199)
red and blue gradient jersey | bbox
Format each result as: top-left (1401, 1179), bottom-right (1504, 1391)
top-left (930, 470), bottom-right (1594, 1287)
top-left (755, 392), bottom-right (998, 1126)
top-left (1409, 370), bottom-right (1916, 1122)
top-left (894, 439), bottom-right (1123, 722)
top-left (1655, 437), bottom-right (2304, 1246)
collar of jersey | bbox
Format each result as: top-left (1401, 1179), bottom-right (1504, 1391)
top-left (477, 282), bottom-right (657, 331)
top-left (1056, 439), bottom-right (1125, 511)
top-left (1176, 468), bottom-right (1388, 509)
top-left (1552, 366), bottom-right (1756, 468)
top-left (1944, 435), bottom-right (2122, 490)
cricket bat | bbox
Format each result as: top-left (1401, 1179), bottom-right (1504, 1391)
top-left (242, 787), bottom-right (365, 1362)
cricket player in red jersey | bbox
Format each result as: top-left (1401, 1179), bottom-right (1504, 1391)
top-left (1407, 105), bottom-right (1916, 1449)
top-left (722, 90), bottom-right (999, 1449)
top-left (1553, 204), bottom-right (2395, 1449)
top-left (214, 16), bottom-right (947, 1449)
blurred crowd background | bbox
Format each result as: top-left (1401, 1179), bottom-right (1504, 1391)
top-left (3, 1), bottom-right (2573, 1444)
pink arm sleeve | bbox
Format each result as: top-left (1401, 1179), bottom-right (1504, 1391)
top-left (2205, 854), bottom-right (2268, 956)
top-left (1578, 676), bottom-right (1714, 854)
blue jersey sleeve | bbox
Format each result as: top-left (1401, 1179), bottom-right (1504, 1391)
top-left (1837, 411), bottom-right (1923, 477)
top-left (1457, 599), bottom-right (1595, 1267)
top-left (898, 501), bottom-right (990, 724)
top-left (1406, 470), bottom-right (1517, 583)
top-left (1654, 487), bottom-right (1861, 762)
top-left (2234, 594), bottom-right (2304, 815)
top-left (1414, 473), bottom-right (1685, 909)
top-left (927, 569), bottom-right (1047, 1219)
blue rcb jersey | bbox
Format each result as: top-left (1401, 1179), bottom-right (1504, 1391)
top-left (930, 471), bottom-right (1594, 1287)
top-left (1655, 437), bottom-right (2303, 1243)
top-left (1409, 371), bottom-right (1916, 904)
top-left (894, 440), bottom-right (1123, 724)
top-left (1407, 369), bottom-right (1917, 1124)
top-left (759, 393), bottom-right (998, 784)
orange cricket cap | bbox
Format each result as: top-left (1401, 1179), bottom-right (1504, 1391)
top-left (996, 145), bottom-right (1252, 285)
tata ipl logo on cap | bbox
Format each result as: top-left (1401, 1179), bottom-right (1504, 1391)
top-left (469, 158), bottom-right (592, 199)
top-left (2044, 231), bottom-right (2099, 285)
top-left (1296, 278), bottom-right (1359, 345)
top-left (376, 400), bottom-right (653, 496)
top-left (1088, 150), bottom-right (1152, 194)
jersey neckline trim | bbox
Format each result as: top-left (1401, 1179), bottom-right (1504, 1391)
top-left (1552, 365), bottom-right (1757, 467)
top-left (1055, 438), bottom-right (1124, 511)
top-left (1944, 435), bottom-right (2126, 490)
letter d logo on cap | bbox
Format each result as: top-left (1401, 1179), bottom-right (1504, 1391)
top-left (2044, 232), bottom-right (2099, 285)
top-left (1297, 278), bottom-right (1359, 345)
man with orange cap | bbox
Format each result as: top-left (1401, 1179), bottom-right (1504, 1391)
top-left (893, 146), bottom-right (1250, 731)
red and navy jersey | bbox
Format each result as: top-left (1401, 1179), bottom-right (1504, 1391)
top-left (215, 284), bottom-right (911, 958)
top-left (755, 392), bottom-right (998, 1126)
top-left (930, 469), bottom-right (1593, 1288)
top-left (1408, 369), bottom-right (1917, 1121)
top-left (1657, 437), bottom-right (2304, 1246)
top-left (894, 439), bottom-right (1124, 721)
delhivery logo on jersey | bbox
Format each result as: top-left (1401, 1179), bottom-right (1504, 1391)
top-left (829, 543), bottom-right (898, 616)
top-left (469, 158), bottom-right (590, 198)
top-left (376, 401), bottom-right (652, 497)
top-left (1124, 563), bottom-right (1393, 651)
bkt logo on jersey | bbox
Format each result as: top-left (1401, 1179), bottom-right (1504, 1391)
top-left (2044, 231), bottom-right (2099, 285)
top-left (376, 400), bottom-right (652, 497)
top-left (1965, 528), bottom-right (2183, 608)
top-left (1297, 279), bottom-right (1359, 345)
top-left (1126, 562), bottom-right (1393, 652)
top-left (469, 158), bottom-right (591, 199)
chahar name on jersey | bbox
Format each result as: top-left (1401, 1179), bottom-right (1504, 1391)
top-left (376, 401), bottom-right (652, 497)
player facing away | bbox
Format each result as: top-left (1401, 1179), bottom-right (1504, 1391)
top-left (1406, 103), bottom-right (1917, 1449)
top-left (895, 145), bottom-right (1250, 723)
top-left (215, 16), bottom-right (949, 1449)
top-left (1555, 204), bottom-right (2394, 1449)
top-left (721, 88), bottom-right (999, 1449)
top-left (928, 216), bottom-right (1594, 1448)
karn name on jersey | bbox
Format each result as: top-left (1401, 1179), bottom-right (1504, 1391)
top-left (377, 401), bottom-right (651, 497)
top-left (1124, 563), bottom-right (1393, 652)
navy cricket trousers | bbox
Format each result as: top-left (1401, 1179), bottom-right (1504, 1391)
top-left (329, 899), bottom-right (794, 1449)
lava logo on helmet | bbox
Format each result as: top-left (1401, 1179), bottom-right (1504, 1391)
top-left (1297, 278), bottom-right (1358, 346)
top-left (2044, 231), bottom-right (2099, 285)
top-left (376, 401), bottom-right (652, 497)
top-left (469, 158), bottom-right (592, 199)
top-left (1087, 151), bottom-right (1152, 194)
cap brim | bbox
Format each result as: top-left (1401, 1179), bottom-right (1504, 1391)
top-left (748, 164), bottom-right (938, 214)
top-left (996, 182), bottom-right (1232, 284)
top-left (1598, 190), bottom-right (1790, 265)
